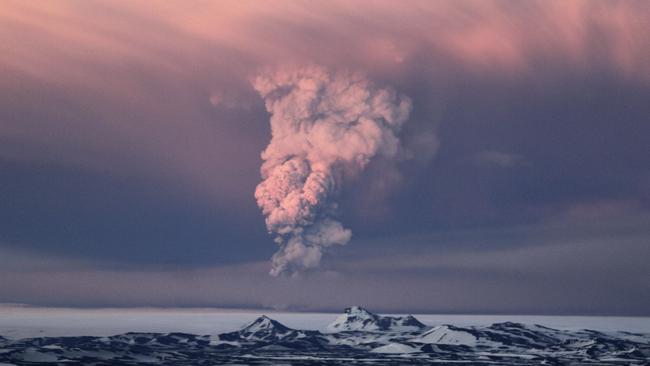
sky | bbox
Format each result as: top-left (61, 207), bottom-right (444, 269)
top-left (0, 0), bottom-right (649, 315)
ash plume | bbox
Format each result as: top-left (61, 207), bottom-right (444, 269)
top-left (253, 66), bottom-right (411, 276)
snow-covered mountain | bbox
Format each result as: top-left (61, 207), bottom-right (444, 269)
top-left (1, 307), bottom-right (648, 365)
top-left (233, 315), bottom-right (294, 340)
top-left (213, 315), bottom-right (328, 351)
top-left (326, 306), bottom-right (426, 332)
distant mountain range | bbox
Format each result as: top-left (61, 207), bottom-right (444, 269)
top-left (1, 307), bottom-right (648, 365)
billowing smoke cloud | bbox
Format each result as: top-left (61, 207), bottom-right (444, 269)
top-left (253, 66), bottom-right (411, 276)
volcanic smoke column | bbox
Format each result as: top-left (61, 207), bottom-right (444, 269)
top-left (253, 66), bottom-right (411, 276)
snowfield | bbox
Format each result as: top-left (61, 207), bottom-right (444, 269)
top-left (1, 305), bottom-right (649, 339)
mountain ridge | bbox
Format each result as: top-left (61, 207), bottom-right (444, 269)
top-left (326, 306), bottom-right (427, 332)
top-left (1, 307), bottom-right (648, 365)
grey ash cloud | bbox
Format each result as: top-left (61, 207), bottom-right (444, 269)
top-left (0, 1), bottom-right (649, 314)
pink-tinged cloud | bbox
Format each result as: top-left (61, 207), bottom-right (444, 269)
top-left (1, 0), bottom-right (646, 180)
top-left (2, 1), bottom-right (649, 85)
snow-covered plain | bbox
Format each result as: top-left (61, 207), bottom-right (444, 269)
top-left (1, 305), bottom-right (649, 339)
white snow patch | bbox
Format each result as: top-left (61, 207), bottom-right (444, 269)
top-left (413, 325), bottom-right (477, 346)
top-left (370, 343), bottom-right (420, 354)
top-left (209, 336), bottom-right (241, 347)
top-left (41, 344), bottom-right (62, 350)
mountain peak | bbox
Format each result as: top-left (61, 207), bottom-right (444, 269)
top-left (344, 306), bottom-right (374, 316)
top-left (327, 307), bottom-right (425, 332)
top-left (241, 316), bottom-right (291, 335)
top-left (217, 315), bottom-right (320, 344)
